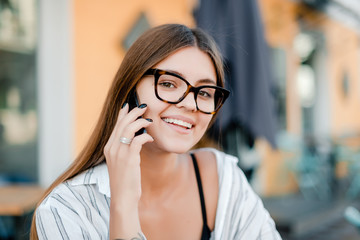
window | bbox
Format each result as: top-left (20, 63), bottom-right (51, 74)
top-left (0, 0), bottom-right (37, 183)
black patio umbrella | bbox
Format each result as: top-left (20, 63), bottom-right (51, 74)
top-left (194, 0), bottom-right (277, 149)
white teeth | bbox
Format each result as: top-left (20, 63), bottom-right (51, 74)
top-left (163, 118), bottom-right (192, 129)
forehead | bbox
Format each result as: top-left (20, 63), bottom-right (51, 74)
top-left (154, 47), bottom-right (217, 84)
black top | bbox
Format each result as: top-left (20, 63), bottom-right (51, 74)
top-left (190, 153), bottom-right (212, 240)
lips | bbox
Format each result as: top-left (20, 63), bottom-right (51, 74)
top-left (162, 117), bottom-right (193, 129)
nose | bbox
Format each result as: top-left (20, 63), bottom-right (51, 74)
top-left (175, 92), bottom-right (197, 112)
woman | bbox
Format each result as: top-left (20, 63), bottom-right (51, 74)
top-left (31, 24), bottom-right (281, 240)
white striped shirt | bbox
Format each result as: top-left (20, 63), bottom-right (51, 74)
top-left (36, 148), bottom-right (282, 239)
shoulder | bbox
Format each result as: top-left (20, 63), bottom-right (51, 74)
top-left (191, 149), bottom-right (281, 239)
top-left (190, 148), bottom-right (222, 183)
top-left (190, 148), bottom-right (238, 230)
top-left (192, 147), bottom-right (253, 206)
top-left (37, 163), bottom-right (110, 218)
top-left (35, 180), bottom-right (110, 238)
top-left (37, 181), bottom-right (87, 217)
top-left (35, 181), bottom-right (86, 236)
top-left (191, 147), bottom-right (239, 175)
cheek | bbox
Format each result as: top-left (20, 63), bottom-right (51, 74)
top-left (136, 78), bottom-right (155, 103)
top-left (198, 115), bottom-right (213, 131)
top-left (142, 98), bottom-right (168, 120)
top-left (137, 86), bottom-right (157, 106)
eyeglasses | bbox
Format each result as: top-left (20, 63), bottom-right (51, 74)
top-left (144, 68), bottom-right (230, 114)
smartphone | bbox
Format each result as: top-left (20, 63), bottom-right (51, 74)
top-left (127, 89), bottom-right (146, 136)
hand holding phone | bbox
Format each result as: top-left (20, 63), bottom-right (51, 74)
top-left (105, 94), bottom-right (153, 239)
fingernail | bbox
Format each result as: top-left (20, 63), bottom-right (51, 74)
top-left (122, 102), bottom-right (128, 108)
top-left (138, 103), bottom-right (147, 109)
top-left (146, 118), bottom-right (153, 122)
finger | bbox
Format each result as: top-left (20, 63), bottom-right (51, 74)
top-left (105, 104), bottom-right (148, 156)
top-left (116, 103), bottom-right (130, 123)
top-left (113, 105), bottom-right (148, 141)
top-left (112, 119), bottom-right (152, 156)
top-left (107, 103), bottom-right (129, 144)
top-left (108, 102), bottom-right (146, 146)
top-left (108, 132), bottom-right (152, 166)
top-left (119, 118), bottom-right (152, 139)
top-left (104, 118), bottom-right (152, 166)
top-left (129, 133), bottom-right (154, 153)
top-left (123, 104), bottom-right (148, 124)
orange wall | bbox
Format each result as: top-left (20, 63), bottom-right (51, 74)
top-left (257, 0), bottom-right (301, 196)
top-left (325, 21), bottom-right (360, 135)
top-left (73, 0), bottom-right (196, 154)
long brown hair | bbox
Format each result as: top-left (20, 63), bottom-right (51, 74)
top-left (30, 23), bottom-right (225, 239)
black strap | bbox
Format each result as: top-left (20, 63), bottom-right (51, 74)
top-left (190, 153), bottom-right (211, 239)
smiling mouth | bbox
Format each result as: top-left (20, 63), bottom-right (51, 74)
top-left (162, 118), bottom-right (193, 129)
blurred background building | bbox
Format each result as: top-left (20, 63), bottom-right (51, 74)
top-left (1, 0), bottom-right (360, 239)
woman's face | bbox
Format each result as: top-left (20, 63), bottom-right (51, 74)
top-left (136, 46), bottom-right (217, 154)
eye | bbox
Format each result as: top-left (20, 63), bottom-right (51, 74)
top-left (198, 89), bottom-right (213, 98)
top-left (158, 81), bottom-right (176, 88)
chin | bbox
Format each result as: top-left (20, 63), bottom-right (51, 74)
top-left (145, 125), bottom-right (207, 154)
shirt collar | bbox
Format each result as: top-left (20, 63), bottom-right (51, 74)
top-left (69, 162), bottom-right (111, 197)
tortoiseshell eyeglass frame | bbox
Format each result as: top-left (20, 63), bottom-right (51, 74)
top-left (144, 68), bottom-right (230, 115)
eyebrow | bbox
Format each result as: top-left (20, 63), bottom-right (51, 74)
top-left (164, 69), bottom-right (217, 85)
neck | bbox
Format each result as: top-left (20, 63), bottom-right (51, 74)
top-left (139, 146), bottom-right (183, 198)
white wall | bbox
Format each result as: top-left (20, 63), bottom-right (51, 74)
top-left (37, 0), bottom-right (74, 187)
top-left (313, 35), bottom-right (331, 139)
